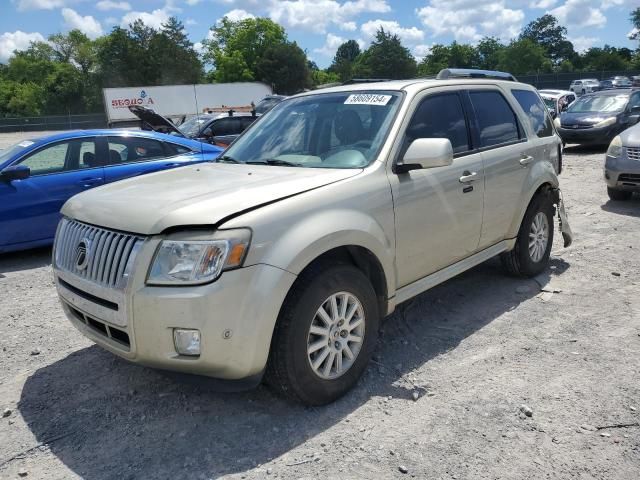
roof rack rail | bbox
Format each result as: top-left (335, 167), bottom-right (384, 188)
top-left (342, 78), bottom-right (391, 85)
top-left (436, 68), bottom-right (518, 82)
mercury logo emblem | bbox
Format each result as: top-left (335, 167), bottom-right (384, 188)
top-left (75, 238), bottom-right (91, 271)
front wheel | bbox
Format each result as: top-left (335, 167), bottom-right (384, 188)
top-left (607, 187), bottom-right (632, 201)
top-left (501, 189), bottom-right (555, 277)
top-left (266, 263), bottom-right (379, 405)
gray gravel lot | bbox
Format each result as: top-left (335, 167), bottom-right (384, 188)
top-left (1, 136), bottom-right (639, 479)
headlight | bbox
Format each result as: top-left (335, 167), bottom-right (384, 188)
top-left (147, 229), bottom-right (251, 285)
top-left (594, 117), bottom-right (616, 129)
top-left (553, 117), bottom-right (561, 128)
top-left (606, 135), bottom-right (623, 158)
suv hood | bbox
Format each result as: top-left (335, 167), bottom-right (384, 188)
top-left (62, 163), bottom-right (362, 235)
top-left (129, 106), bottom-right (186, 137)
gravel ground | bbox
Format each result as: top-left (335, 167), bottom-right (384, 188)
top-left (1, 136), bottom-right (639, 480)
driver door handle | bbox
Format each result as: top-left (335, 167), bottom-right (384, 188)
top-left (519, 155), bottom-right (534, 166)
top-left (459, 171), bottom-right (477, 183)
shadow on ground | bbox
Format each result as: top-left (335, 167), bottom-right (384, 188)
top-left (0, 247), bottom-right (51, 276)
top-left (601, 196), bottom-right (640, 218)
top-left (563, 144), bottom-right (607, 155)
top-left (15, 257), bottom-right (570, 479)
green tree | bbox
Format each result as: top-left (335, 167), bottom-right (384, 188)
top-left (476, 37), bottom-right (505, 70)
top-left (417, 42), bottom-right (480, 75)
top-left (203, 17), bottom-right (287, 82)
top-left (580, 46), bottom-right (631, 71)
top-left (256, 41), bottom-right (311, 94)
top-left (352, 29), bottom-right (417, 79)
top-left (498, 38), bottom-right (552, 74)
top-left (329, 40), bottom-right (361, 82)
top-left (630, 8), bottom-right (640, 42)
top-left (520, 14), bottom-right (576, 65)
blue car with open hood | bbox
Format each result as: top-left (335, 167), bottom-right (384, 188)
top-left (0, 129), bottom-right (223, 253)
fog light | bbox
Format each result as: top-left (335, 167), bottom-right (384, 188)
top-left (174, 329), bottom-right (201, 356)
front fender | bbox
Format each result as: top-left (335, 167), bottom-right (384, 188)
top-left (247, 209), bottom-right (396, 299)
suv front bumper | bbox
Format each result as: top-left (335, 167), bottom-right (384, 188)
top-left (604, 152), bottom-right (640, 192)
top-left (56, 261), bottom-right (296, 380)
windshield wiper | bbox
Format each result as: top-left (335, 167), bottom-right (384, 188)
top-left (217, 155), bottom-right (240, 164)
top-left (247, 158), bottom-right (303, 167)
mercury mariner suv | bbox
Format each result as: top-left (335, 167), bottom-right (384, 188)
top-left (53, 69), bottom-right (573, 405)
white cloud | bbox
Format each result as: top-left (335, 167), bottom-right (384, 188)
top-left (62, 8), bottom-right (103, 38)
top-left (360, 20), bottom-right (424, 45)
top-left (96, 1), bottom-right (131, 11)
top-left (412, 43), bottom-right (433, 61)
top-left (193, 42), bottom-right (205, 54)
top-left (223, 9), bottom-right (256, 22)
top-left (313, 33), bottom-right (346, 57)
top-left (417, 0), bottom-right (525, 43)
top-left (268, 0), bottom-right (391, 34)
top-left (0, 30), bottom-right (45, 62)
top-left (548, 0), bottom-right (606, 29)
top-left (186, 0), bottom-right (201, 4)
top-left (529, 0), bottom-right (556, 8)
top-left (568, 36), bottom-right (598, 53)
top-left (185, 18), bottom-right (197, 26)
top-left (15, 0), bottom-right (67, 10)
top-left (121, 8), bottom-right (171, 29)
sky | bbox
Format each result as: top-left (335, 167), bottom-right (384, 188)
top-left (0, 0), bottom-right (638, 67)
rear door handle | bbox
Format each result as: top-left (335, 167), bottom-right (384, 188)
top-left (519, 155), bottom-right (534, 166)
top-left (79, 177), bottom-right (102, 188)
top-left (459, 171), bottom-right (477, 183)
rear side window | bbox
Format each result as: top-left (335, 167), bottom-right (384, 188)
top-left (511, 89), bottom-right (553, 138)
top-left (212, 118), bottom-right (242, 136)
top-left (469, 91), bottom-right (521, 148)
top-left (406, 93), bottom-right (470, 154)
top-left (106, 137), bottom-right (166, 165)
top-left (164, 143), bottom-right (192, 156)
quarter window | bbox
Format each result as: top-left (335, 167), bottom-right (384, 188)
top-left (469, 91), bottom-right (521, 148)
top-left (512, 89), bottom-right (553, 138)
top-left (406, 93), bottom-right (470, 154)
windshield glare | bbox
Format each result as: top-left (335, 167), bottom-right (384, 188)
top-left (177, 116), bottom-right (209, 137)
top-left (223, 91), bottom-right (401, 169)
top-left (566, 95), bottom-right (628, 113)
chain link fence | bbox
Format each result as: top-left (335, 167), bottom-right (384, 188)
top-left (0, 113), bottom-right (108, 133)
top-left (518, 70), bottom-right (640, 90)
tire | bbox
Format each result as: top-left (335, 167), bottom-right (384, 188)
top-left (501, 189), bottom-right (555, 277)
top-left (266, 263), bottom-right (379, 405)
top-left (607, 187), bottom-right (632, 201)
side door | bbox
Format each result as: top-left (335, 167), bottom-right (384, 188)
top-left (511, 88), bottom-right (559, 172)
top-left (466, 89), bottom-right (531, 249)
top-left (0, 138), bottom-right (104, 248)
top-left (622, 90), bottom-right (640, 127)
top-left (102, 136), bottom-right (194, 183)
top-left (389, 90), bottom-right (485, 288)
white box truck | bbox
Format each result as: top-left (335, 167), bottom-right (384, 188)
top-left (103, 82), bottom-right (272, 126)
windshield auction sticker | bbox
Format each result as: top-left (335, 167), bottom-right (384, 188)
top-left (344, 94), bottom-right (392, 106)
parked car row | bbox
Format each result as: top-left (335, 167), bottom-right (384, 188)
top-left (569, 76), bottom-right (636, 95)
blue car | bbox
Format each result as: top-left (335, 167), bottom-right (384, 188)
top-left (0, 129), bottom-right (223, 253)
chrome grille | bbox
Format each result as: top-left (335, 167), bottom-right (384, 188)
top-left (54, 218), bottom-right (143, 289)
top-left (627, 147), bottom-right (640, 161)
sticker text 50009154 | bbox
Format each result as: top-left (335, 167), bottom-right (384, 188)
top-left (344, 94), bottom-right (392, 106)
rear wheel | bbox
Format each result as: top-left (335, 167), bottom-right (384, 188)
top-left (501, 189), bottom-right (555, 277)
top-left (607, 187), bottom-right (632, 201)
top-left (266, 263), bottom-right (379, 405)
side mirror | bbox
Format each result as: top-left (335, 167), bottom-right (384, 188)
top-left (394, 138), bottom-right (453, 174)
top-left (1, 164), bottom-right (30, 181)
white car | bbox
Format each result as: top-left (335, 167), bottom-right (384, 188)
top-left (539, 89), bottom-right (576, 117)
top-left (569, 79), bottom-right (600, 95)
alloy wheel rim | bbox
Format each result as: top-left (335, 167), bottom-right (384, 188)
top-left (528, 212), bottom-right (549, 263)
top-left (307, 291), bottom-right (365, 380)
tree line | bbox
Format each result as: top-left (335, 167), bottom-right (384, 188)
top-left (1, 9), bottom-right (639, 118)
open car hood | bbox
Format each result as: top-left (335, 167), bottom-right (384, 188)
top-left (128, 106), bottom-right (186, 137)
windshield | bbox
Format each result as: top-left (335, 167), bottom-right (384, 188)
top-left (222, 91), bottom-right (402, 169)
top-left (176, 116), bottom-right (210, 137)
top-left (566, 95), bottom-right (628, 113)
top-left (0, 140), bottom-right (34, 165)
